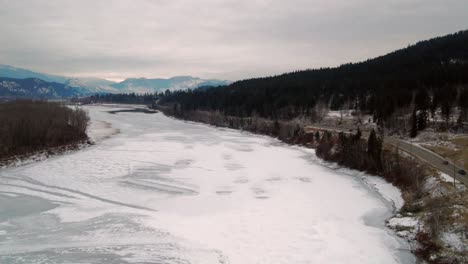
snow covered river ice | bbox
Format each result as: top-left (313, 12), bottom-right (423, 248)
top-left (0, 105), bottom-right (415, 264)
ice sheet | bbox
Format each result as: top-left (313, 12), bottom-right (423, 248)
top-left (0, 105), bottom-right (415, 264)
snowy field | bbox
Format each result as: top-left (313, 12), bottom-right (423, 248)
top-left (0, 105), bottom-right (415, 264)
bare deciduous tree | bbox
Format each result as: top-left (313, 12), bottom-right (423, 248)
top-left (0, 100), bottom-right (89, 159)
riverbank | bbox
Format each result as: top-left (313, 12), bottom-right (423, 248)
top-left (156, 106), bottom-right (467, 263)
top-left (0, 140), bottom-right (91, 169)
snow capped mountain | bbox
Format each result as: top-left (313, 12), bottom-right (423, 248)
top-left (0, 65), bottom-right (231, 97)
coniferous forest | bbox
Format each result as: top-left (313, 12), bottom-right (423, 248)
top-left (158, 30), bottom-right (468, 132)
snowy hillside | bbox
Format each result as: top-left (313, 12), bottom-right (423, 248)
top-left (65, 77), bottom-right (119, 93)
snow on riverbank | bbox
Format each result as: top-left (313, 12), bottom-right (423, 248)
top-left (87, 119), bottom-right (120, 142)
top-left (0, 106), bottom-right (415, 264)
top-left (361, 174), bottom-right (405, 211)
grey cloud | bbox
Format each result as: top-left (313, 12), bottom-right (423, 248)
top-left (0, 0), bottom-right (467, 81)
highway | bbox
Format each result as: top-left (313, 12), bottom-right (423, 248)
top-left (384, 137), bottom-right (468, 186)
top-left (305, 125), bottom-right (468, 186)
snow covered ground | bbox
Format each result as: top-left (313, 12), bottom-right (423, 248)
top-left (0, 105), bottom-right (415, 264)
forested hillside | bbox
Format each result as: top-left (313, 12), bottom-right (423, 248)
top-left (159, 30), bottom-right (468, 131)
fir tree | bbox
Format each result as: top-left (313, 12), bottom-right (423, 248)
top-left (410, 110), bottom-right (418, 138)
top-left (315, 131), bottom-right (320, 142)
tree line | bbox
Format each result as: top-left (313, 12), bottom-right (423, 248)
top-left (0, 100), bottom-right (89, 159)
top-left (74, 93), bottom-right (156, 105)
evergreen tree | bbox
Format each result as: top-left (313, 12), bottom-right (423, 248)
top-left (417, 110), bottom-right (428, 131)
top-left (353, 128), bottom-right (362, 141)
top-left (273, 119), bottom-right (280, 136)
top-left (441, 101), bottom-right (452, 125)
top-left (315, 131), bottom-right (320, 142)
top-left (367, 129), bottom-right (382, 170)
top-left (368, 129), bottom-right (377, 155)
top-left (410, 110), bottom-right (418, 138)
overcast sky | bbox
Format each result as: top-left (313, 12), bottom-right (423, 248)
top-left (0, 0), bottom-right (467, 81)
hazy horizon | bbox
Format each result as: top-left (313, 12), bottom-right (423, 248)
top-left (1, 0), bottom-right (467, 82)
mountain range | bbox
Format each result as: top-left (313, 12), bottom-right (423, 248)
top-left (0, 65), bottom-right (230, 98)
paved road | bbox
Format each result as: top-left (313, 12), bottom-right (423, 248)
top-left (305, 125), bottom-right (468, 186)
top-left (384, 138), bottom-right (468, 186)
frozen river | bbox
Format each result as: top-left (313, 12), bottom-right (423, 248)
top-left (0, 105), bottom-right (415, 264)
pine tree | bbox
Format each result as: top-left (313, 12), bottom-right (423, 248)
top-left (410, 109), bottom-right (418, 138)
top-left (368, 129), bottom-right (377, 155)
top-left (353, 128), bottom-right (362, 141)
top-left (441, 101), bottom-right (452, 125)
top-left (315, 131), bottom-right (320, 142)
top-left (367, 129), bottom-right (382, 171)
top-left (273, 119), bottom-right (280, 136)
top-left (417, 110), bottom-right (428, 131)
